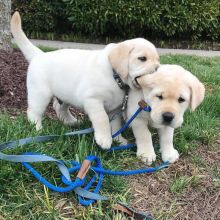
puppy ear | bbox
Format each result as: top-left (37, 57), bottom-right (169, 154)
top-left (108, 43), bottom-right (133, 79)
top-left (189, 76), bottom-right (205, 111)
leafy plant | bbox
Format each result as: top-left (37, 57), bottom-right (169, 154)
top-left (12, 0), bottom-right (70, 35)
top-left (12, 0), bottom-right (220, 41)
top-left (63, 0), bottom-right (220, 40)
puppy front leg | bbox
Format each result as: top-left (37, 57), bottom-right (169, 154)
top-left (158, 127), bottom-right (179, 163)
top-left (132, 118), bottom-right (156, 165)
top-left (84, 99), bottom-right (112, 149)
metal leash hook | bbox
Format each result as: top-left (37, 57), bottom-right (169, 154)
top-left (113, 202), bottom-right (154, 220)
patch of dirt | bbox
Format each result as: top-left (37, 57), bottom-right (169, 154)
top-left (127, 144), bottom-right (220, 219)
top-left (0, 49), bottom-right (28, 113)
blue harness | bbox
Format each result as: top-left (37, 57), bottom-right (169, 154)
top-left (0, 101), bottom-right (169, 207)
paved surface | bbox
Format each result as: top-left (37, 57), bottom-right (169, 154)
top-left (13, 39), bottom-right (220, 57)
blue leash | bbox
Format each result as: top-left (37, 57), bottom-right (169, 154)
top-left (0, 101), bottom-right (169, 207)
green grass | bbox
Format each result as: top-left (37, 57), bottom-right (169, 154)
top-left (0, 54), bottom-right (219, 219)
top-left (161, 55), bottom-right (220, 153)
top-left (169, 175), bottom-right (201, 194)
top-left (12, 43), bottom-right (57, 52)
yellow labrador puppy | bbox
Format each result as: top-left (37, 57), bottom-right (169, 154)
top-left (11, 12), bottom-right (159, 149)
top-left (127, 65), bottom-right (205, 164)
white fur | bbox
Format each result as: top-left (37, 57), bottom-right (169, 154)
top-left (11, 12), bottom-right (159, 149)
top-left (127, 65), bottom-right (205, 164)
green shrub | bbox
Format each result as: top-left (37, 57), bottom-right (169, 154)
top-left (12, 0), bottom-right (70, 35)
top-left (64, 0), bottom-right (220, 40)
top-left (12, 0), bottom-right (220, 41)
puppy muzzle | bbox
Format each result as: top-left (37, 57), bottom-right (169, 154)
top-left (132, 65), bottom-right (160, 88)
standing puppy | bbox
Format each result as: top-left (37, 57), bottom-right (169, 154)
top-left (128, 65), bottom-right (205, 164)
top-left (11, 12), bottom-right (160, 149)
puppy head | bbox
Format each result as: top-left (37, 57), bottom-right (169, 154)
top-left (108, 38), bottom-right (160, 88)
top-left (137, 65), bottom-right (205, 128)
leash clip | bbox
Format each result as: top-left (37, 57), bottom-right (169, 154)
top-left (138, 100), bottom-right (151, 112)
top-left (113, 202), bottom-right (154, 220)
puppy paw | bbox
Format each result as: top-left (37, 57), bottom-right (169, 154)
top-left (95, 132), bottom-right (112, 149)
top-left (161, 148), bottom-right (179, 163)
top-left (53, 97), bottom-right (60, 110)
top-left (114, 135), bottom-right (128, 145)
top-left (137, 150), bottom-right (156, 165)
top-left (53, 98), bottom-right (77, 125)
top-left (36, 123), bottom-right (42, 131)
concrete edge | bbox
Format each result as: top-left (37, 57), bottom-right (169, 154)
top-left (12, 39), bottom-right (220, 57)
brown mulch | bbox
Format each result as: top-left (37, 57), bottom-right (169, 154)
top-left (0, 49), bottom-right (219, 219)
top-left (0, 49), bottom-right (28, 113)
top-left (128, 144), bottom-right (220, 219)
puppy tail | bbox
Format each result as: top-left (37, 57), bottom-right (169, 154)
top-left (11, 12), bottom-right (43, 62)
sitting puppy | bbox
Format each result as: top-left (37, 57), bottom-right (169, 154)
top-left (11, 12), bottom-right (159, 149)
top-left (127, 65), bottom-right (205, 164)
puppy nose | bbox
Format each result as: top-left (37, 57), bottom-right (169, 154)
top-left (162, 112), bottom-right (174, 123)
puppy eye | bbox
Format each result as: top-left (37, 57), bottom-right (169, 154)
top-left (156, 95), bottom-right (163, 100)
top-left (178, 97), bottom-right (185, 103)
top-left (138, 56), bottom-right (147, 62)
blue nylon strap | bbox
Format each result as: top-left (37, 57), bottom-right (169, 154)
top-left (22, 156), bottom-right (108, 201)
top-left (112, 105), bottom-right (151, 138)
top-left (75, 187), bottom-right (108, 201)
top-left (21, 151), bottom-right (167, 204)
top-left (107, 143), bottom-right (135, 152)
top-left (0, 103), bottom-right (168, 206)
top-left (0, 102), bottom-right (141, 179)
top-left (0, 152), bottom-right (72, 181)
top-left (0, 128), bottom-right (94, 150)
top-left (91, 161), bottom-right (169, 175)
top-left (0, 128), bottom-right (94, 181)
top-left (112, 107), bottom-right (142, 138)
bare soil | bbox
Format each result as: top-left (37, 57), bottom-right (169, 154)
top-left (128, 144), bottom-right (220, 219)
top-left (0, 49), bottom-right (28, 113)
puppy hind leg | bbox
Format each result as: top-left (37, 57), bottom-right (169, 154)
top-left (111, 116), bottom-right (128, 145)
top-left (53, 97), bottom-right (77, 125)
top-left (27, 90), bottom-right (52, 131)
